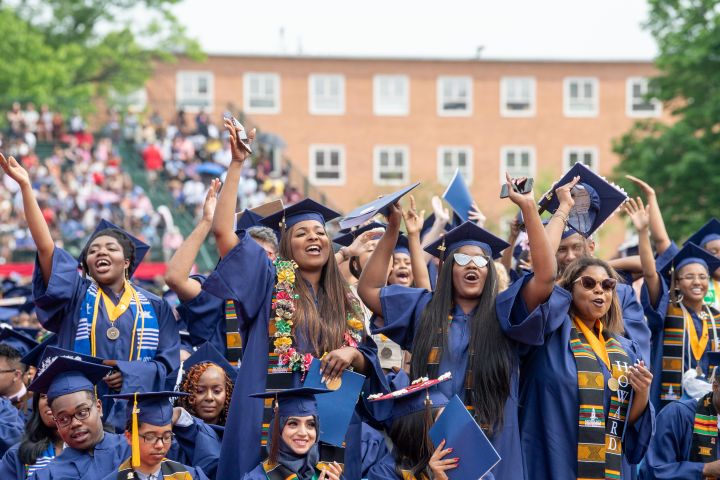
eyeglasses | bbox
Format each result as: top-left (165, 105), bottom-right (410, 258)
top-left (0, 369), bottom-right (18, 374)
top-left (677, 274), bottom-right (710, 282)
top-left (54, 405), bottom-right (93, 428)
top-left (453, 253), bottom-right (488, 268)
top-left (138, 432), bottom-right (175, 445)
top-left (574, 276), bottom-right (617, 291)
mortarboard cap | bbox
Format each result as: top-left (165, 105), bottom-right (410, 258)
top-left (28, 356), bottom-right (112, 402)
top-left (658, 242), bottom-right (720, 281)
top-left (538, 163), bottom-right (627, 238)
top-left (442, 169), bottom-right (474, 222)
top-left (20, 333), bottom-right (57, 368)
top-left (542, 219), bottom-right (578, 240)
top-left (182, 341), bottom-right (237, 382)
top-left (368, 371), bottom-right (450, 421)
top-left (39, 346), bottom-right (104, 368)
top-left (394, 234), bottom-right (410, 256)
top-left (0, 285), bottom-right (35, 313)
top-left (685, 218), bottom-right (720, 252)
top-left (424, 221), bottom-right (510, 260)
top-left (82, 219), bottom-right (150, 277)
top-left (0, 326), bottom-right (39, 357)
top-left (332, 222), bottom-right (386, 247)
top-left (260, 199), bottom-right (341, 232)
top-left (339, 182), bottom-right (420, 230)
top-left (249, 386), bottom-right (332, 418)
top-left (235, 209), bottom-right (264, 231)
top-left (429, 395), bottom-right (501, 480)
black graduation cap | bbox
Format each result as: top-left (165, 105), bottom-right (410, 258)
top-left (332, 222), bottom-right (386, 247)
top-left (538, 163), bottom-right (627, 238)
top-left (658, 242), bottom-right (720, 281)
top-left (0, 326), bottom-right (39, 357)
top-left (259, 199), bottom-right (341, 232)
top-left (82, 219), bottom-right (150, 277)
top-left (424, 221), bottom-right (510, 260)
top-left (339, 182), bottom-right (420, 230)
top-left (685, 218), bottom-right (720, 251)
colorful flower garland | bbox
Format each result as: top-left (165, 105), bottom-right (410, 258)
top-left (271, 258), bottom-right (365, 374)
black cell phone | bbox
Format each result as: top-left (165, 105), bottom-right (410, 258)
top-left (500, 178), bottom-right (534, 198)
top-left (223, 113), bottom-right (253, 155)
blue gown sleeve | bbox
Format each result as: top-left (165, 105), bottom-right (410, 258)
top-left (171, 415), bottom-right (222, 479)
top-left (189, 466), bottom-right (211, 480)
top-left (0, 444), bottom-right (24, 480)
top-left (639, 400), bottom-right (704, 480)
top-left (366, 451), bottom-right (401, 480)
top-left (202, 230), bottom-right (275, 324)
top-left (640, 277), bottom-right (671, 336)
top-left (620, 339), bottom-right (655, 465)
top-left (0, 399), bottom-right (25, 458)
top-left (360, 423), bottom-right (389, 478)
top-left (617, 283), bottom-right (652, 363)
top-left (495, 272), bottom-right (572, 347)
top-left (241, 464), bottom-right (269, 480)
top-left (31, 247), bottom-right (86, 333)
top-left (373, 285), bottom-right (432, 351)
top-left (177, 275), bottom-right (226, 352)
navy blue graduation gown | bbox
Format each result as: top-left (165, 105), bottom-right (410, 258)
top-left (169, 414), bottom-right (222, 479)
top-left (99, 459), bottom-right (210, 480)
top-left (361, 423), bottom-right (388, 478)
top-left (496, 275), bottom-right (655, 480)
top-left (0, 397), bottom-right (25, 458)
top-left (176, 275), bottom-right (227, 353)
top-left (371, 284), bottom-right (522, 480)
top-left (638, 398), bottom-right (706, 480)
top-left (617, 282), bottom-right (652, 364)
top-left (366, 451), bottom-right (496, 480)
top-left (32, 248), bottom-right (180, 431)
top-left (202, 231), bottom-right (387, 479)
top-left (0, 442), bottom-right (56, 480)
top-left (30, 432), bottom-right (129, 480)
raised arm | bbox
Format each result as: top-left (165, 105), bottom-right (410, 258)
top-left (403, 195), bottom-right (431, 290)
top-left (505, 173), bottom-right (558, 311)
top-left (626, 175), bottom-right (672, 255)
top-left (420, 196), bottom-right (450, 262)
top-left (165, 179), bottom-right (221, 302)
top-left (212, 120), bottom-right (255, 258)
top-left (500, 216), bottom-right (521, 274)
top-left (544, 175), bottom-right (581, 255)
top-left (358, 204), bottom-right (402, 317)
top-left (335, 228), bottom-right (384, 283)
top-left (0, 153), bottom-right (55, 285)
top-left (624, 197), bottom-right (661, 305)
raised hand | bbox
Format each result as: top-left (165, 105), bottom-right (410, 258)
top-left (403, 195), bottom-right (425, 236)
top-left (429, 439), bottom-right (458, 479)
top-left (554, 175), bottom-right (581, 211)
top-left (346, 228), bottom-right (384, 258)
top-left (626, 174), bottom-right (656, 199)
top-left (468, 202), bottom-right (487, 227)
top-left (627, 360), bottom-right (653, 396)
top-left (202, 178), bottom-right (222, 223)
top-left (623, 197), bottom-right (650, 232)
top-left (431, 195), bottom-right (450, 224)
top-left (385, 201), bottom-right (403, 231)
top-left (504, 172), bottom-right (535, 209)
top-left (223, 118), bottom-right (255, 163)
top-left (0, 152), bottom-right (30, 187)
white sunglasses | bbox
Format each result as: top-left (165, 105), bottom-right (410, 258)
top-left (453, 253), bottom-right (489, 268)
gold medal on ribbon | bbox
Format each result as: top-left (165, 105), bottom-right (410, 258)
top-left (106, 326), bottom-right (120, 340)
top-left (607, 377), bottom-right (619, 392)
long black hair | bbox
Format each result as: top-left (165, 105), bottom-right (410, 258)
top-left (409, 248), bottom-right (513, 435)
top-left (18, 392), bottom-right (57, 466)
top-left (79, 228), bottom-right (136, 277)
top-left (388, 408), bottom-right (440, 479)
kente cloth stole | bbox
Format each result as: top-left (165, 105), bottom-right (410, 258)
top-left (660, 304), bottom-right (720, 407)
top-left (225, 299), bottom-right (243, 365)
top-left (115, 458), bottom-right (194, 479)
top-left (691, 392), bottom-right (719, 462)
top-left (76, 283), bottom-right (159, 360)
top-left (570, 325), bottom-right (633, 480)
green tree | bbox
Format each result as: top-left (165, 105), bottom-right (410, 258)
top-left (613, 0), bottom-right (720, 239)
top-left (0, 0), bottom-right (202, 113)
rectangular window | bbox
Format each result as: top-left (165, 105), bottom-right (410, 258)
top-left (626, 77), bottom-right (661, 117)
top-left (563, 146), bottom-right (598, 172)
top-left (437, 76), bottom-right (472, 116)
top-left (309, 74), bottom-right (345, 115)
top-left (437, 147), bottom-right (473, 185)
top-left (373, 75), bottom-right (409, 116)
top-left (500, 147), bottom-right (536, 183)
top-left (244, 73), bottom-right (281, 114)
top-left (374, 146), bottom-right (409, 185)
top-left (500, 77), bottom-right (536, 116)
top-left (563, 77), bottom-right (599, 117)
top-left (309, 145), bottom-right (345, 186)
top-left (176, 71), bottom-right (214, 112)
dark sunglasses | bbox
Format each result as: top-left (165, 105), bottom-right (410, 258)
top-left (574, 276), bottom-right (617, 291)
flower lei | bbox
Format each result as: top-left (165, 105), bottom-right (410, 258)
top-left (271, 257), bottom-right (365, 374)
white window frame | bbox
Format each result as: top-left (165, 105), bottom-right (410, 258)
top-left (243, 73), bottom-right (281, 114)
top-left (176, 71), bottom-right (214, 112)
top-left (563, 146), bottom-right (599, 172)
top-left (500, 77), bottom-right (536, 117)
top-left (437, 76), bottom-right (473, 117)
top-left (437, 146), bottom-right (473, 185)
top-left (373, 75), bottom-right (410, 116)
top-left (563, 77), bottom-right (599, 117)
top-left (309, 144), bottom-right (345, 186)
top-left (626, 77), bottom-right (662, 118)
top-left (373, 146), bottom-right (410, 186)
top-left (308, 74), bottom-right (345, 115)
top-left (500, 146), bottom-right (536, 184)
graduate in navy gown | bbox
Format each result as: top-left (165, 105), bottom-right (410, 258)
top-left (358, 174), bottom-right (558, 479)
top-left (242, 387), bottom-right (343, 480)
top-left (24, 355), bottom-right (128, 480)
top-left (0, 150), bottom-right (180, 433)
top-left (0, 330), bottom-right (38, 420)
top-left (639, 369), bottom-right (720, 480)
top-left (100, 391), bottom-right (209, 480)
top-left (498, 178), bottom-right (655, 479)
top-left (0, 391), bottom-right (64, 480)
top-left (0, 395), bottom-right (25, 459)
top-left (203, 119), bottom-right (386, 479)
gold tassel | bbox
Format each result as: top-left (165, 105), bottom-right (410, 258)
top-left (131, 393), bottom-right (140, 468)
